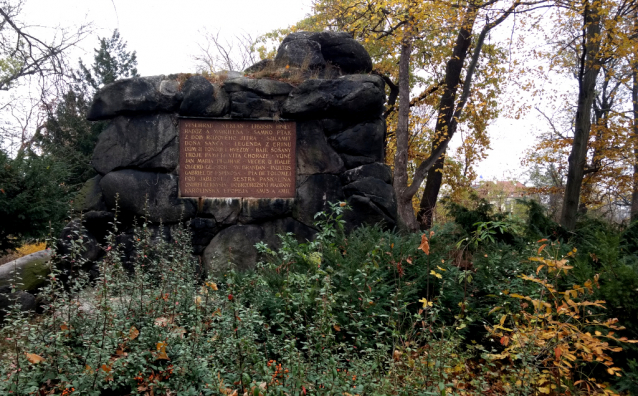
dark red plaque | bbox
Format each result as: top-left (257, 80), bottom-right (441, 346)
top-left (179, 119), bottom-right (296, 198)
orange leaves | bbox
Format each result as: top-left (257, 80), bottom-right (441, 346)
top-left (155, 341), bottom-right (170, 360)
top-left (537, 243), bottom-right (547, 255)
top-left (418, 234), bottom-right (430, 255)
top-left (25, 353), bottom-right (45, 364)
top-left (129, 326), bottom-right (140, 340)
top-left (333, 324), bottom-right (341, 332)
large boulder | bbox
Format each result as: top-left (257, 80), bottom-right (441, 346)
top-left (296, 121), bottom-right (344, 175)
top-left (74, 175), bottom-right (107, 212)
top-left (343, 194), bottom-right (396, 231)
top-left (341, 163), bottom-right (392, 185)
top-left (229, 92), bottom-right (278, 119)
top-left (87, 76), bottom-right (182, 120)
top-left (295, 174), bottom-right (344, 227)
top-left (223, 77), bottom-right (294, 97)
top-left (274, 32), bottom-right (372, 74)
top-left (282, 75), bottom-right (385, 121)
top-left (308, 32), bottom-right (372, 73)
top-left (179, 76), bottom-right (229, 117)
top-left (275, 34), bottom-right (326, 69)
top-left (190, 218), bottom-right (220, 255)
top-left (0, 289), bottom-right (37, 318)
top-left (203, 224), bottom-right (264, 273)
top-left (339, 154), bottom-right (377, 169)
top-left (343, 177), bottom-right (397, 220)
top-left (328, 119), bottom-right (384, 161)
top-left (0, 250), bottom-right (51, 292)
top-left (100, 170), bottom-right (196, 223)
top-left (261, 217), bottom-right (317, 250)
top-left (92, 114), bottom-right (178, 175)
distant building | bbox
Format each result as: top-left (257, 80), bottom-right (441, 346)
top-left (472, 180), bottom-right (526, 213)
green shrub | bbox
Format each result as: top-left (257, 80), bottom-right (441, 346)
top-left (2, 200), bottom-right (635, 395)
top-left (0, 150), bottom-right (70, 253)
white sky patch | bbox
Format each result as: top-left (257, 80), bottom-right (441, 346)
top-left (22, 0), bottom-right (312, 75)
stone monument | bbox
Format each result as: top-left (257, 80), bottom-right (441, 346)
top-left (64, 31), bottom-right (398, 274)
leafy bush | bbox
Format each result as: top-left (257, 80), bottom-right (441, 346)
top-left (1, 201), bottom-right (636, 395)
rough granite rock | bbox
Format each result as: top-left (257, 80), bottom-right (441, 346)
top-left (74, 175), bottom-right (107, 212)
top-left (244, 59), bottom-right (274, 74)
top-left (239, 198), bottom-right (294, 223)
top-left (328, 119), bottom-right (384, 161)
top-left (224, 77), bottom-right (294, 97)
top-left (308, 31), bottom-right (373, 73)
top-left (0, 290), bottom-right (37, 318)
top-left (203, 224), bottom-right (264, 273)
top-left (100, 170), bottom-right (196, 223)
top-left (230, 91), bottom-right (278, 119)
top-left (261, 217), bottom-right (317, 250)
top-left (294, 174), bottom-right (344, 227)
top-left (339, 154), bottom-right (377, 169)
top-left (274, 37), bottom-right (325, 69)
top-left (0, 250), bottom-right (52, 291)
top-left (282, 75), bottom-right (385, 121)
top-left (343, 177), bottom-right (397, 220)
top-left (322, 118), bottom-right (355, 136)
top-left (340, 163), bottom-right (392, 185)
top-left (342, 194), bottom-right (396, 231)
top-left (92, 114), bottom-right (178, 175)
top-left (190, 218), bottom-right (220, 255)
top-left (179, 76), bottom-right (229, 117)
top-left (82, 211), bottom-right (116, 242)
top-left (296, 121), bottom-right (344, 175)
top-left (199, 199), bottom-right (242, 224)
top-left (87, 76), bottom-right (182, 120)
top-left (57, 220), bottom-right (101, 262)
top-left (78, 32), bottom-right (396, 271)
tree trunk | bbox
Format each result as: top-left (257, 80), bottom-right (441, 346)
top-left (393, 38), bottom-right (417, 231)
top-left (417, 9), bottom-right (478, 229)
top-left (560, 1), bottom-right (602, 230)
top-left (630, 65), bottom-right (638, 221)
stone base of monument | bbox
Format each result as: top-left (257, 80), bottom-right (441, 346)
top-left (63, 31), bottom-right (397, 275)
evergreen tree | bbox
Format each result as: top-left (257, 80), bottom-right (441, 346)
top-left (78, 29), bottom-right (139, 90)
top-left (0, 150), bottom-right (69, 253)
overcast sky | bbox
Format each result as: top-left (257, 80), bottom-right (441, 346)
top-left (18, 0), bottom-right (545, 181)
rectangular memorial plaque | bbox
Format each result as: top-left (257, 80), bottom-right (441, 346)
top-left (179, 119), bottom-right (296, 198)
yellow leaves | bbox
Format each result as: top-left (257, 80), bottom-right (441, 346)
top-left (25, 353), bottom-right (45, 364)
top-left (129, 326), bottom-right (139, 340)
top-left (488, 306), bottom-right (502, 315)
top-left (206, 281), bottom-right (218, 291)
top-left (430, 270), bottom-right (442, 279)
top-left (607, 366), bottom-right (622, 376)
top-left (419, 297), bottom-right (433, 308)
top-left (418, 234), bottom-right (430, 255)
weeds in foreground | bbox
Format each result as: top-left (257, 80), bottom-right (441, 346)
top-left (0, 202), bottom-right (635, 395)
